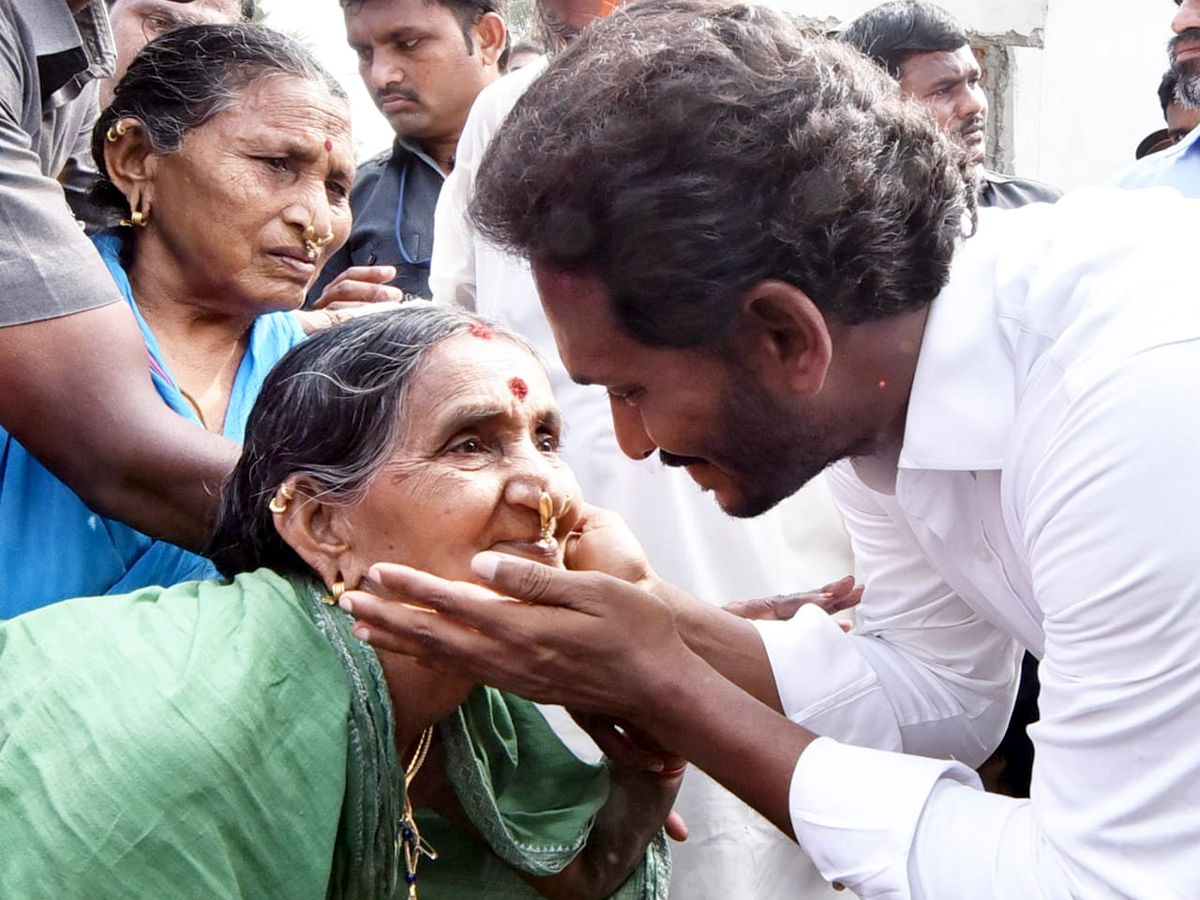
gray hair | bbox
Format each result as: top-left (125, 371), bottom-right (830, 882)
top-left (91, 23), bottom-right (347, 226)
top-left (207, 305), bottom-right (535, 578)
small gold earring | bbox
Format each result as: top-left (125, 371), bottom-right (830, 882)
top-left (105, 121), bottom-right (127, 143)
top-left (267, 483), bottom-right (294, 514)
top-left (120, 204), bottom-right (148, 228)
top-left (322, 580), bottom-right (346, 606)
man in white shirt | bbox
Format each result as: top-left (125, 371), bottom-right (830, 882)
top-left (348, 1), bottom-right (1200, 897)
top-left (428, 2), bottom-right (855, 897)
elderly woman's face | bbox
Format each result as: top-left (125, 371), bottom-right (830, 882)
top-left (334, 333), bottom-right (580, 586)
top-left (138, 75), bottom-right (354, 314)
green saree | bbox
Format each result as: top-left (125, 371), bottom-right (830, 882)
top-left (0, 569), bottom-right (669, 899)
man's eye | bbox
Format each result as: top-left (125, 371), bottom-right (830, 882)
top-left (450, 437), bottom-right (485, 454)
top-left (607, 387), bottom-right (643, 407)
top-left (536, 433), bottom-right (560, 453)
top-left (398, 38), bottom-right (420, 50)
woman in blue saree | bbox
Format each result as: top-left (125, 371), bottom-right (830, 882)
top-left (0, 24), bottom-right (396, 614)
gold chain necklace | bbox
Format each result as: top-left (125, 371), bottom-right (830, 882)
top-left (399, 726), bottom-right (438, 899)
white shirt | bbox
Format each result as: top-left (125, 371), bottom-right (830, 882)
top-left (431, 60), bottom-right (855, 900)
top-left (757, 187), bottom-right (1200, 900)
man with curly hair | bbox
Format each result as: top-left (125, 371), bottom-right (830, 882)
top-left (351, 1), bottom-right (1200, 897)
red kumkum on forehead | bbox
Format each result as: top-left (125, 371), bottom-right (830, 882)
top-left (324, 139), bottom-right (333, 151)
top-left (508, 377), bottom-right (529, 401)
top-left (468, 322), bottom-right (494, 339)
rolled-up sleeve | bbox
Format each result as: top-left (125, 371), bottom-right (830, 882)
top-left (0, 19), bottom-right (117, 327)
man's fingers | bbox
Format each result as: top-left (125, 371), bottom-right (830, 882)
top-left (472, 550), bottom-right (604, 609)
top-left (358, 562), bottom-right (512, 622)
top-left (340, 589), bottom-right (485, 661)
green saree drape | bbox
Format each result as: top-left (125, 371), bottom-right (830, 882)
top-left (0, 570), bottom-right (668, 899)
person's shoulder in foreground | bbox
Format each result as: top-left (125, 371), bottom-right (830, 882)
top-left (1110, 122), bottom-right (1200, 196)
top-left (978, 169), bottom-right (1061, 208)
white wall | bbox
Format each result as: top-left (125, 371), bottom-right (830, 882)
top-left (258, 0), bottom-right (396, 162)
top-left (1012, 1), bottom-right (1177, 188)
top-left (782, 0), bottom-right (1048, 44)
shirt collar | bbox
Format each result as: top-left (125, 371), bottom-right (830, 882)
top-left (34, 2), bottom-right (115, 110)
top-left (394, 135), bottom-right (449, 180)
top-left (896, 207), bottom-right (1017, 473)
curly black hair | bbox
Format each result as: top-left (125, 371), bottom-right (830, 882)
top-left (471, 0), bottom-right (975, 348)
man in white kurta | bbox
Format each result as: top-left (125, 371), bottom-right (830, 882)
top-left (345, 5), bottom-right (1200, 896)
top-left (430, 57), bottom-right (856, 900)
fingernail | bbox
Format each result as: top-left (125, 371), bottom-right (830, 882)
top-left (339, 596), bottom-right (353, 613)
top-left (471, 553), bottom-right (499, 582)
top-left (353, 625), bottom-right (370, 642)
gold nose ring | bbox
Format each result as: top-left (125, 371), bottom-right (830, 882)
top-left (302, 225), bottom-right (335, 260)
top-left (537, 491), bottom-right (573, 550)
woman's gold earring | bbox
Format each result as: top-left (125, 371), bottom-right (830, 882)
top-left (322, 580), bottom-right (346, 606)
top-left (120, 200), bottom-right (149, 228)
top-left (105, 121), bottom-right (127, 143)
top-left (268, 483), bottom-right (294, 514)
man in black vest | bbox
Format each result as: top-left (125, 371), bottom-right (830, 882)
top-left (840, 1), bottom-right (1060, 211)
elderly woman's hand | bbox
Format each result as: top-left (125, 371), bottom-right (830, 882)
top-left (723, 575), bottom-right (862, 626)
top-left (310, 265), bottom-right (409, 308)
top-left (562, 503), bottom-right (656, 589)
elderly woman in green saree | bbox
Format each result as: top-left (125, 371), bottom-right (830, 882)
top-left (0, 305), bottom-right (678, 899)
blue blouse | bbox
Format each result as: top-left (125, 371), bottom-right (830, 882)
top-left (0, 231), bottom-right (306, 617)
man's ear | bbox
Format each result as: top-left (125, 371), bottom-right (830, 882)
top-left (271, 477), bottom-right (353, 588)
top-left (102, 117), bottom-right (159, 219)
top-left (736, 279), bottom-right (833, 396)
top-left (472, 12), bottom-right (507, 69)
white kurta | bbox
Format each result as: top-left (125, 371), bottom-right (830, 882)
top-left (758, 188), bottom-right (1200, 899)
top-left (431, 59), bottom-right (856, 900)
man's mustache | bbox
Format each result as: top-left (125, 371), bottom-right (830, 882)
top-left (376, 85), bottom-right (420, 103)
top-left (659, 449), bottom-right (706, 468)
top-left (959, 112), bottom-right (986, 136)
top-left (1169, 28), bottom-right (1200, 66)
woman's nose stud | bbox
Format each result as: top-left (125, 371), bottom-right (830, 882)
top-left (536, 490), bottom-right (573, 551)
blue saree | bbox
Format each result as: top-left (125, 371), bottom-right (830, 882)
top-left (0, 232), bottom-right (305, 616)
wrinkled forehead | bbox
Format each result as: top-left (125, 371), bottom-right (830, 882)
top-left (404, 331), bottom-right (554, 410)
top-left (114, 0), bottom-right (244, 21)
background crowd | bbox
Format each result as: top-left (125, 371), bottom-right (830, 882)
top-left (1, 0), bottom-right (1197, 897)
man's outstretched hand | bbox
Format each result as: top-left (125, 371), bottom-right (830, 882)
top-left (343, 553), bottom-right (698, 728)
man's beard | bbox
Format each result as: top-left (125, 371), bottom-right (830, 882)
top-left (1170, 29), bottom-right (1200, 108)
top-left (660, 358), bottom-right (864, 519)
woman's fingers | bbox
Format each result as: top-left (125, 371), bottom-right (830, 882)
top-left (309, 265), bottom-right (402, 308)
